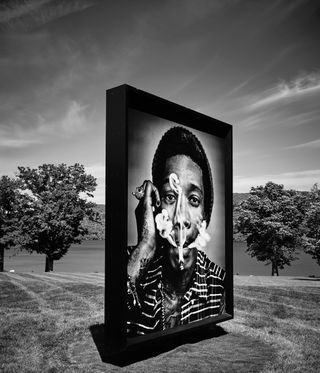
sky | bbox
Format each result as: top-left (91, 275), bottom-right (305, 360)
top-left (1, 0), bottom-right (320, 204)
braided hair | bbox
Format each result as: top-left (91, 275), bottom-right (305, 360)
top-left (152, 126), bottom-right (214, 225)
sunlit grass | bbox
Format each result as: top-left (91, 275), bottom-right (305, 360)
top-left (0, 273), bottom-right (105, 372)
top-left (224, 277), bottom-right (320, 373)
top-left (0, 273), bottom-right (319, 372)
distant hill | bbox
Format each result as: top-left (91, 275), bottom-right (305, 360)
top-left (233, 193), bottom-right (250, 241)
top-left (81, 204), bottom-right (105, 240)
top-left (233, 192), bottom-right (250, 206)
top-left (94, 204), bottom-right (105, 218)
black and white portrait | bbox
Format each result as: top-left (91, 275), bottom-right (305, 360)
top-left (126, 109), bottom-right (226, 336)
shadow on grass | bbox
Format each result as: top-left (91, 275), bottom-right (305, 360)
top-left (90, 323), bottom-right (227, 367)
top-left (291, 277), bottom-right (320, 281)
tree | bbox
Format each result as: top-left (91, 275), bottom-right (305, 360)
top-left (17, 163), bottom-right (99, 272)
top-left (0, 176), bottom-right (23, 272)
top-left (302, 184), bottom-right (320, 265)
top-left (235, 182), bottom-right (305, 276)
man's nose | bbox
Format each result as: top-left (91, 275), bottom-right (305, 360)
top-left (174, 195), bottom-right (191, 229)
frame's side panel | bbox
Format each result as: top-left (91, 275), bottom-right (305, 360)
top-left (105, 85), bottom-right (128, 353)
top-left (225, 126), bottom-right (234, 317)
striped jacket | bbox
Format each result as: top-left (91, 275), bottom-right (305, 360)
top-left (127, 249), bottom-right (225, 336)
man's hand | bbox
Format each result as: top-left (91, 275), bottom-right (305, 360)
top-left (135, 180), bottom-right (160, 249)
top-left (128, 180), bottom-right (160, 283)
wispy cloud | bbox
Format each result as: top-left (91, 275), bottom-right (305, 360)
top-left (136, 0), bottom-right (237, 32)
top-left (248, 71), bottom-right (320, 110)
top-left (0, 100), bottom-right (89, 148)
top-left (37, 100), bottom-right (88, 136)
top-left (191, 45), bottom-right (299, 121)
top-left (0, 128), bottom-right (41, 148)
top-left (223, 80), bottom-right (251, 98)
top-left (234, 170), bottom-right (320, 193)
top-left (286, 139), bottom-right (320, 150)
top-left (0, 0), bottom-right (50, 25)
top-left (235, 71), bottom-right (320, 130)
top-left (0, 0), bottom-right (96, 32)
top-left (238, 107), bottom-right (320, 130)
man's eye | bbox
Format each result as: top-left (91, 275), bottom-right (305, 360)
top-left (164, 193), bottom-right (176, 204)
top-left (189, 196), bottom-right (200, 207)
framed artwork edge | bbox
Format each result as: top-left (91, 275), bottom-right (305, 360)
top-left (105, 84), bottom-right (233, 357)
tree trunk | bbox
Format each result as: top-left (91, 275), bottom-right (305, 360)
top-left (271, 262), bottom-right (279, 276)
top-left (45, 256), bottom-right (54, 272)
top-left (0, 245), bottom-right (4, 272)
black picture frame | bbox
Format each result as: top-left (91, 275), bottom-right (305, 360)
top-left (105, 84), bottom-right (233, 357)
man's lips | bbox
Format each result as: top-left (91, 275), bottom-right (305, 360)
top-left (179, 240), bottom-right (196, 248)
top-left (167, 238), bottom-right (196, 249)
top-left (169, 245), bottom-right (193, 257)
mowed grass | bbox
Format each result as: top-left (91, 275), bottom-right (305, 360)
top-left (0, 273), bottom-right (107, 373)
top-left (0, 273), bottom-right (319, 372)
top-left (224, 276), bottom-right (320, 373)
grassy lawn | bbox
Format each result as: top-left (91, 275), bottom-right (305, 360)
top-left (0, 273), bottom-right (319, 372)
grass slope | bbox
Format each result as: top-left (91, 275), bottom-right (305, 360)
top-left (0, 274), bottom-right (319, 372)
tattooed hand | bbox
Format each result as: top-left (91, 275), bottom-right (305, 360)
top-left (128, 180), bottom-right (160, 283)
top-left (135, 180), bottom-right (160, 251)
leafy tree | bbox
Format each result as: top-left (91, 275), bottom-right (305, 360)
top-left (17, 164), bottom-right (99, 272)
top-left (0, 176), bottom-right (21, 271)
top-left (302, 184), bottom-right (320, 265)
top-left (235, 182), bottom-right (305, 276)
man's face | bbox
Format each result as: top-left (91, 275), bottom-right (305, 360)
top-left (160, 154), bottom-right (205, 270)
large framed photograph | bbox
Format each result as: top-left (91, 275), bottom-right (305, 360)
top-left (105, 85), bottom-right (233, 356)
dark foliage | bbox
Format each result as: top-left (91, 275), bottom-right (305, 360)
top-left (235, 182), bottom-right (305, 275)
top-left (16, 163), bottom-right (100, 271)
top-left (0, 176), bottom-right (32, 271)
top-left (301, 184), bottom-right (320, 265)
